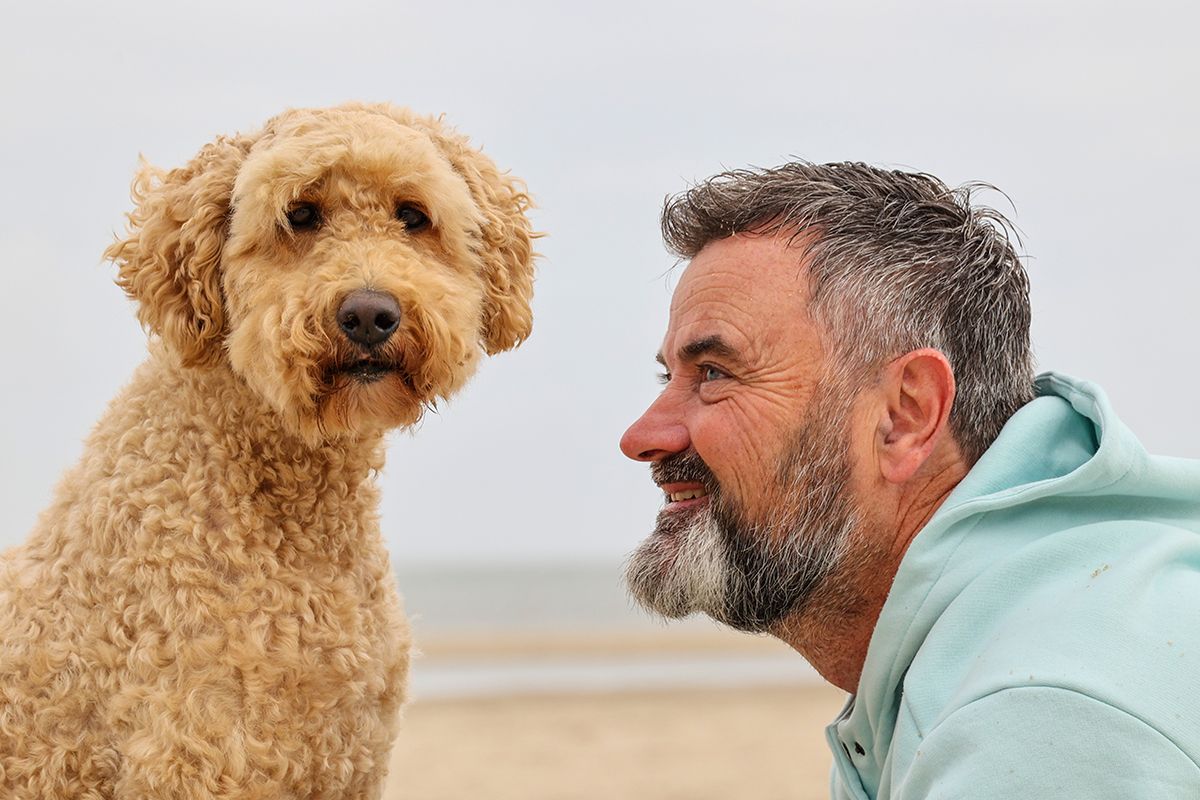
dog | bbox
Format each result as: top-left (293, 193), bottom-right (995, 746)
top-left (0, 103), bottom-right (535, 799)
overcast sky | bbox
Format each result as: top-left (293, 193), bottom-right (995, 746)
top-left (2, 0), bottom-right (1197, 566)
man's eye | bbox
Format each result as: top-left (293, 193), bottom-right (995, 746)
top-left (656, 372), bottom-right (671, 385)
top-left (701, 365), bottom-right (727, 382)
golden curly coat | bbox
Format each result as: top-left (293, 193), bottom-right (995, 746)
top-left (0, 103), bottom-right (536, 799)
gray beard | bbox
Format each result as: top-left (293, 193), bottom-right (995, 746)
top-left (624, 391), bottom-right (860, 633)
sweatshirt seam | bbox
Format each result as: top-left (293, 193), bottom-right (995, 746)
top-left (926, 684), bottom-right (1200, 774)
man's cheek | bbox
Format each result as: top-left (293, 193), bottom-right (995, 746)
top-left (706, 438), bottom-right (776, 507)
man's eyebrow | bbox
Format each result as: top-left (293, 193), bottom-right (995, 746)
top-left (654, 335), bottom-right (742, 369)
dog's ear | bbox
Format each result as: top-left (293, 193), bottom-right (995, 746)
top-left (105, 134), bottom-right (254, 367)
top-left (410, 116), bottom-right (537, 354)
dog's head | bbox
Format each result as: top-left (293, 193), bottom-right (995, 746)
top-left (107, 103), bottom-right (536, 439)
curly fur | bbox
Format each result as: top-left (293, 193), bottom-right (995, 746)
top-left (0, 103), bottom-right (536, 799)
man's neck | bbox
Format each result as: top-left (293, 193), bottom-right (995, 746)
top-left (770, 532), bottom-right (896, 691)
top-left (772, 456), bottom-right (969, 692)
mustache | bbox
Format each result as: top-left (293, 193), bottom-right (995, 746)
top-left (651, 450), bottom-right (716, 489)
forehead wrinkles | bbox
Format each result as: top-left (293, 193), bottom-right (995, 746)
top-left (671, 235), bottom-right (810, 326)
top-left (664, 266), bottom-right (778, 362)
top-left (671, 266), bottom-right (758, 315)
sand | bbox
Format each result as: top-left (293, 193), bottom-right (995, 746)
top-left (382, 628), bottom-right (846, 800)
top-left (381, 628), bottom-right (844, 796)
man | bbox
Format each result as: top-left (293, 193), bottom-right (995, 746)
top-left (620, 162), bottom-right (1200, 798)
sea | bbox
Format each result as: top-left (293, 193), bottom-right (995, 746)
top-left (394, 561), bottom-right (823, 700)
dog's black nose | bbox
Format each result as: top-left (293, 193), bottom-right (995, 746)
top-left (337, 290), bottom-right (401, 347)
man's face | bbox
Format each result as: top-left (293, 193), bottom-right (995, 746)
top-left (620, 233), bottom-right (867, 631)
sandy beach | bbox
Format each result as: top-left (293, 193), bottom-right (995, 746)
top-left (386, 684), bottom-right (844, 799)
top-left (383, 629), bottom-right (845, 799)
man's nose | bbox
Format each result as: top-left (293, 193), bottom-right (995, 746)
top-left (620, 395), bottom-right (690, 462)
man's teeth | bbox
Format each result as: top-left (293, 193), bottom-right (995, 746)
top-left (668, 488), bottom-right (708, 502)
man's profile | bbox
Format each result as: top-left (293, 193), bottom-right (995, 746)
top-left (621, 163), bottom-right (1200, 798)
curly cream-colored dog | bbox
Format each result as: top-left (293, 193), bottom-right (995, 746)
top-left (0, 103), bottom-right (534, 798)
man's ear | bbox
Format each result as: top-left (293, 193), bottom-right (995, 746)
top-left (876, 349), bottom-right (957, 484)
top-left (104, 133), bottom-right (255, 367)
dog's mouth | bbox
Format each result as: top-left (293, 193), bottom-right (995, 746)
top-left (326, 357), bottom-right (415, 388)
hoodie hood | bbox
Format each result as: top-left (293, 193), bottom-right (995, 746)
top-left (830, 372), bottom-right (1200, 797)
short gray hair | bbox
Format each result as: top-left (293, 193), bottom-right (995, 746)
top-left (662, 162), bottom-right (1034, 464)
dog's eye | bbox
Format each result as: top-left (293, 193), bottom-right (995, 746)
top-left (285, 203), bottom-right (321, 231)
top-left (396, 204), bottom-right (430, 232)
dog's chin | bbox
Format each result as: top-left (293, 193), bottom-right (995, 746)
top-left (306, 360), bottom-right (429, 438)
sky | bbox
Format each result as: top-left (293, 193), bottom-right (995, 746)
top-left (2, 0), bottom-right (1197, 566)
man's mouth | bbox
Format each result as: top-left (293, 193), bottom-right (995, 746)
top-left (661, 483), bottom-right (710, 508)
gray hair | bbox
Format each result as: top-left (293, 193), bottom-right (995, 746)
top-left (661, 162), bottom-right (1035, 464)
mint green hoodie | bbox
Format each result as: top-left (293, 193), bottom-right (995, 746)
top-left (829, 373), bottom-right (1200, 799)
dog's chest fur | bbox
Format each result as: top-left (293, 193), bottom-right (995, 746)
top-left (0, 350), bottom-right (408, 799)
